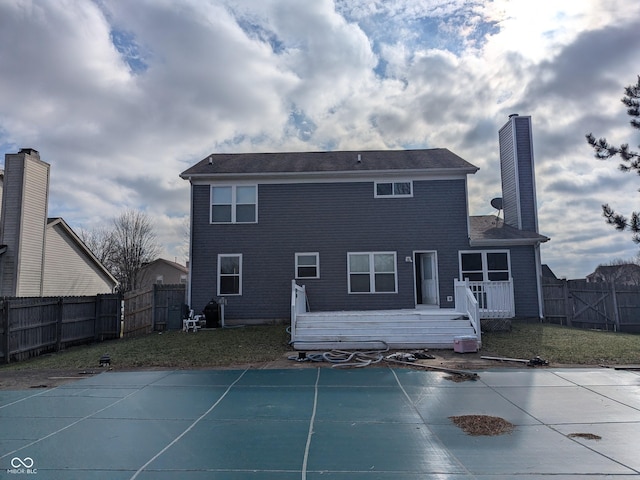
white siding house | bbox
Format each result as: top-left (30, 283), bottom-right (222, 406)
top-left (43, 218), bottom-right (116, 296)
top-left (0, 148), bottom-right (117, 297)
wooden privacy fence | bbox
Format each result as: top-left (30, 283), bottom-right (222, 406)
top-left (542, 279), bottom-right (640, 333)
top-left (122, 284), bottom-right (186, 338)
top-left (0, 294), bottom-right (121, 364)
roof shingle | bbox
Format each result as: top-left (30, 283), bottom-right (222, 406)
top-left (469, 215), bottom-right (549, 246)
top-left (181, 148), bottom-right (478, 178)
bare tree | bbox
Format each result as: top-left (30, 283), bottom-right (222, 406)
top-left (80, 209), bottom-right (161, 293)
top-left (78, 226), bottom-right (117, 266)
top-left (110, 209), bottom-right (161, 292)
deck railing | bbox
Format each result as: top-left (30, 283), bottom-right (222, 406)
top-left (454, 279), bottom-right (481, 346)
top-left (466, 279), bottom-right (515, 318)
top-left (290, 280), bottom-right (307, 341)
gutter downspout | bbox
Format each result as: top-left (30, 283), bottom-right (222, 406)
top-left (186, 181), bottom-right (193, 309)
top-left (534, 242), bottom-right (544, 320)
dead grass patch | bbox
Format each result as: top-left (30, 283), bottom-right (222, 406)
top-left (449, 415), bottom-right (515, 436)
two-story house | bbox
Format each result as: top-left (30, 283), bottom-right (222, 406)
top-left (180, 115), bottom-right (548, 349)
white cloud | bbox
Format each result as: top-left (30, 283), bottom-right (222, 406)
top-left (1, 0), bottom-right (639, 278)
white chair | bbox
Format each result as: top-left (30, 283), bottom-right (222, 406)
top-left (182, 309), bottom-right (201, 332)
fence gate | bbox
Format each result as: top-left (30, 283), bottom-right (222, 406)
top-left (570, 284), bottom-right (616, 330)
top-left (541, 279), bottom-right (640, 332)
top-left (122, 284), bottom-right (186, 337)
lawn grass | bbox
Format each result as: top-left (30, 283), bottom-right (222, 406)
top-left (0, 321), bottom-right (638, 371)
top-left (0, 326), bottom-right (291, 371)
top-left (482, 321), bottom-right (640, 365)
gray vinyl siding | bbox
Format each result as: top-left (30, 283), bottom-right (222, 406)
top-left (508, 245), bottom-right (541, 317)
top-left (499, 116), bottom-right (538, 233)
top-left (499, 122), bottom-right (519, 229)
top-left (0, 172), bottom-right (4, 219)
top-left (513, 117), bottom-right (538, 233)
top-left (190, 179), bottom-right (471, 321)
top-left (465, 244), bottom-right (541, 318)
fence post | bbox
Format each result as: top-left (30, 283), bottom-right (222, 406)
top-left (563, 280), bottom-right (573, 327)
top-left (1, 298), bottom-right (9, 364)
top-left (56, 297), bottom-right (64, 352)
top-left (152, 284), bottom-right (157, 331)
top-left (610, 282), bottom-right (621, 332)
top-left (94, 295), bottom-right (101, 342)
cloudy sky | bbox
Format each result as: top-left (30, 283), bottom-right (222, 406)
top-left (1, 0), bottom-right (639, 279)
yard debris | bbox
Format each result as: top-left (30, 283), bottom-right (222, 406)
top-left (384, 357), bottom-right (479, 380)
top-left (599, 364), bottom-right (640, 370)
top-left (411, 349), bottom-right (436, 360)
top-left (386, 352), bottom-right (418, 362)
top-left (568, 433), bottom-right (602, 441)
top-left (288, 346), bottom-right (389, 368)
top-left (481, 355), bottom-right (548, 367)
top-left (449, 415), bottom-right (515, 436)
top-left (443, 374), bottom-right (475, 383)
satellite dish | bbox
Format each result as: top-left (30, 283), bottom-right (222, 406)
top-left (490, 197), bottom-right (503, 210)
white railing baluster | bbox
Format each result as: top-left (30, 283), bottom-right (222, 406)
top-left (290, 281), bottom-right (308, 343)
top-left (465, 279), bottom-right (514, 318)
top-left (454, 279), bottom-right (481, 347)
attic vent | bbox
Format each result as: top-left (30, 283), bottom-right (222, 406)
top-left (357, 154), bottom-right (362, 163)
top-left (208, 156), bottom-right (213, 165)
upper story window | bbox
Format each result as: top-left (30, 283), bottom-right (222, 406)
top-left (374, 181), bottom-right (412, 198)
top-left (211, 185), bottom-right (257, 223)
top-left (295, 252), bottom-right (319, 279)
top-left (460, 251), bottom-right (510, 281)
top-left (348, 252), bottom-right (397, 293)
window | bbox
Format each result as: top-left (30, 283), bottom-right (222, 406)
top-left (155, 275), bottom-right (163, 285)
top-left (295, 253), bottom-right (319, 279)
top-left (460, 251), bottom-right (510, 281)
top-left (374, 181), bottom-right (412, 198)
top-left (218, 254), bottom-right (242, 295)
top-left (348, 252), bottom-right (397, 293)
top-left (211, 185), bottom-right (257, 223)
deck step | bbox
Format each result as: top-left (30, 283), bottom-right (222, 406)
top-left (292, 310), bottom-right (478, 350)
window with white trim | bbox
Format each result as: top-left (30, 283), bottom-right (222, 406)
top-left (211, 185), bottom-right (257, 223)
top-left (460, 251), bottom-right (510, 281)
top-left (348, 252), bottom-right (397, 293)
top-left (295, 253), bottom-right (319, 279)
top-left (374, 181), bottom-right (412, 198)
top-left (218, 254), bottom-right (242, 295)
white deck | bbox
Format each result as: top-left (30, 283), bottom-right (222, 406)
top-left (291, 308), bottom-right (478, 350)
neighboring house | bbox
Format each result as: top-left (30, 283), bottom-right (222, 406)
top-left (180, 114), bottom-right (549, 339)
top-left (586, 264), bottom-right (640, 285)
top-left (541, 264), bottom-right (559, 280)
top-left (135, 258), bottom-right (188, 290)
top-left (0, 148), bottom-right (117, 297)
